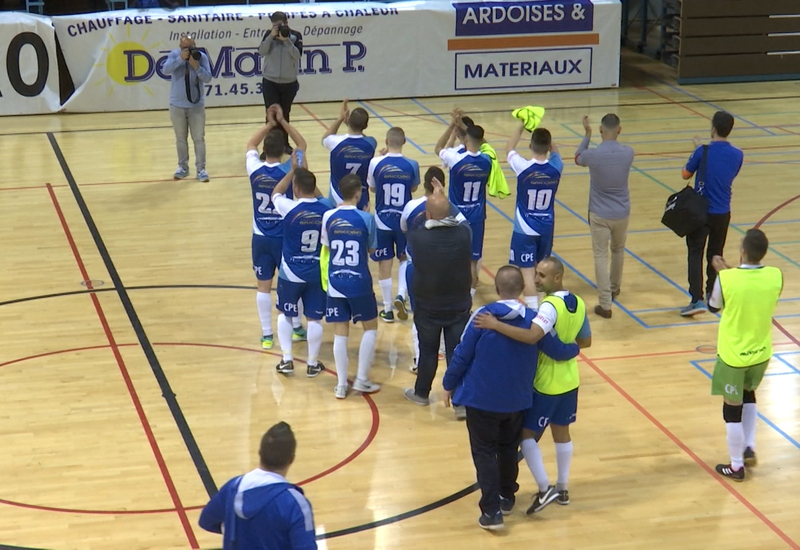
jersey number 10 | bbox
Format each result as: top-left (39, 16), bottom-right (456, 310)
top-left (527, 188), bottom-right (554, 211)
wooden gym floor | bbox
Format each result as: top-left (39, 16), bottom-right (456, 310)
top-left (2, 53), bottom-right (800, 549)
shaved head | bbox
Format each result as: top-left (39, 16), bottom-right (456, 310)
top-left (495, 265), bottom-right (524, 299)
top-left (425, 193), bottom-right (450, 221)
top-left (386, 127), bottom-right (405, 148)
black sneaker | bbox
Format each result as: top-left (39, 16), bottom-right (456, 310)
top-left (499, 497), bottom-right (514, 516)
top-left (478, 512), bottom-right (503, 530)
top-left (715, 463), bottom-right (745, 482)
top-left (380, 310), bottom-right (395, 323)
top-left (394, 295), bottom-right (408, 321)
top-left (526, 485), bottom-right (558, 514)
top-left (307, 361), bottom-right (325, 378)
top-left (556, 489), bottom-right (570, 505)
top-left (276, 359), bottom-right (294, 375)
top-left (744, 447), bottom-right (757, 467)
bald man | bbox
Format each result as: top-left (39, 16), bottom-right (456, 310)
top-left (404, 178), bottom-right (473, 408)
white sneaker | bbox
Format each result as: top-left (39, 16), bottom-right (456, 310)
top-left (353, 379), bottom-right (381, 393)
top-left (334, 385), bottom-right (348, 399)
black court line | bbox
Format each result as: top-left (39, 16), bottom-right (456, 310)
top-left (0, 284), bottom-right (255, 308)
top-left (46, 133), bottom-right (218, 498)
top-left (4, 92), bottom-right (799, 138)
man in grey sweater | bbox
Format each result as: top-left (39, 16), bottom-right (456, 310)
top-left (575, 114), bottom-right (634, 319)
top-left (258, 12), bottom-right (302, 155)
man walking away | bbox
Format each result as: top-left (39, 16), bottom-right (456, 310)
top-left (199, 422), bottom-right (317, 549)
top-left (709, 229), bottom-right (782, 481)
top-left (443, 266), bottom-right (580, 530)
top-left (575, 114), bottom-right (634, 319)
top-left (680, 111), bottom-right (743, 317)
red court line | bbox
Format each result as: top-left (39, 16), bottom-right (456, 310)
top-left (479, 263), bottom-right (798, 546)
top-left (634, 85), bottom-right (711, 120)
top-left (299, 103), bottom-right (329, 130)
top-left (581, 352), bottom-right (800, 549)
top-left (45, 184), bottom-right (199, 549)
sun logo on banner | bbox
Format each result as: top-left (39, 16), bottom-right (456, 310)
top-left (92, 26), bottom-right (161, 97)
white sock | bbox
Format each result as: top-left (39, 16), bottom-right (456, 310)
top-left (743, 403), bottom-right (757, 450)
top-left (524, 296), bottom-right (538, 310)
top-left (257, 292), bottom-right (272, 336)
top-left (521, 438), bottom-right (550, 492)
top-left (379, 278), bottom-right (393, 313)
top-left (397, 261), bottom-right (408, 299)
top-left (726, 422), bottom-right (745, 470)
top-left (554, 441), bottom-right (573, 491)
top-left (293, 300), bottom-right (303, 329)
top-left (277, 314), bottom-right (293, 362)
top-left (356, 329), bottom-right (377, 382)
top-left (333, 335), bottom-right (349, 387)
top-left (306, 320), bottom-right (323, 367)
top-left (470, 288), bottom-right (476, 299)
top-left (412, 323), bottom-right (419, 363)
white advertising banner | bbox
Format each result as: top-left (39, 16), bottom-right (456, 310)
top-left (0, 13), bottom-right (60, 115)
top-left (2, 0), bottom-right (620, 114)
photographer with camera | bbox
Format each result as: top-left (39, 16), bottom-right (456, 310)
top-left (162, 33), bottom-right (213, 182)
top-left (258, 12), bottom-right (303, 155)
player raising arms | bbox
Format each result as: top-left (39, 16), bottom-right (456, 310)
top-left (368, 127), bottom-right (420, 323)
top-left (434, 112), bottom-right (492, 297)
top-left (321, 174), bottom-right (381, 399)
top-left (271, 150), bottom-right (333, 378)
top-left (246, 105), bottom-right (308, 350)
top-left (506, 123), bottom-right (563, 310)
top-left (322, 99), bottom-right (377, 212)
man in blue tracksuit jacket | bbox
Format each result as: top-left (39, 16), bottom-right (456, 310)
top-left (199, 422), bottom-right (317, 549)
top-left (443, 265), bottom-right (579, 531)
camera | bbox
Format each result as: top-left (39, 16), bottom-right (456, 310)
top-left (278, 24), bottom-right (290, 38)
top-left (187, 46), bottom-right (202, 61)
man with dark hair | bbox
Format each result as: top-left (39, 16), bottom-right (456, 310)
top-left (403, 180), bottom-right (473, 410)
top-left (323, 99), bottom-right (377, 211)
top-left (199, 421), bottom-right (317, 549)
top-left (443, 265), bottom-right (580, 530)
top-left (321, 174), bottom-right (381, 399)
top-left (258, 11), bottom-right (303, 154)
top-left (475, 256), bottom-right (591, 513)
top-left (367, 127), bottom-right (420, 323)
top-left (575, 113), bottom-right (634, 319)
top-left (435, 112), bottom-right (492, 298)
top-left (506, 122), bottom-right (563, 311)
top-left (708, 229), bottom-right (782, 481)
top-left (680, 111), bottom-right (743, 317)
top-left (247, 106), bottom-right (310, 351)
top-left (271, 152), bottom-right (333, 378)
top-left (400, 168), bottom-right (466, 374)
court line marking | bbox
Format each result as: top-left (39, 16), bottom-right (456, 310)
top-left (44, 184), bottom-right (199, 549)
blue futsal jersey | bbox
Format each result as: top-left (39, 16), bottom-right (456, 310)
top-left (323, 134), bottom-right (378, 209)
top-left (247, 150), bottom-right (293, 237)
top-left (507, 151), bottom-right (563, 236)
top-left (273, 195), bottom-right (333, 283)
top-left (368, 153), bottom-right (420, 231)
top-left (321, 206), bottom-right (378, 298)
top-left (439, 148), bottom-right (492, 225)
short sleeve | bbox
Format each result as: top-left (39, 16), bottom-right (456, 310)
top-left (272, 194), bottom-right (297, 218)
top-left (709, 277), bottom-right (723, 309)
top-left (246, 150), bottom-right (263, 177)
top-left (685, 146), bottom-right (703, 175)
top-left (366, 136), bottom-right (378, 150)
top-left (507, 150), bottom-right (528, 175)
top-left (411, 160), bottom-right (421, 188)
top-left (532, 301), bottom-right (558, 333)
top-left (439, 148), bottom-right (460, 169)
top-left (367, 158), bottom-right (379, 189)
top-left (320, 211), bottom-right (333, 246)
top-left (577, 314), bottom-right (591, 339)
top-left (549, 152), bottom-right (564, 174)
top-left (322, 135), bottom-right (340, 151)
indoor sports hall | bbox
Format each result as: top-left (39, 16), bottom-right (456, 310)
top-left (2, 0), bottom-right (800, 549)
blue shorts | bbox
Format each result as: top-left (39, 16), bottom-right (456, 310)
top-left (276, 278), bottom-right (326, 320)
top-left (326, 294), bottom-right (378, 324)
top-left (469, 219), bottom-right (485, 261)
top-left (252, 234), bottom-right (283, 281)
top-left (523, 388), bottom-right (578, 432)
top-left (370, 228), bottom-right (407, 261)
top-left (509, 231), bottom-right (553, 268)
top-left (406, 261), bottom-right (415, 311)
